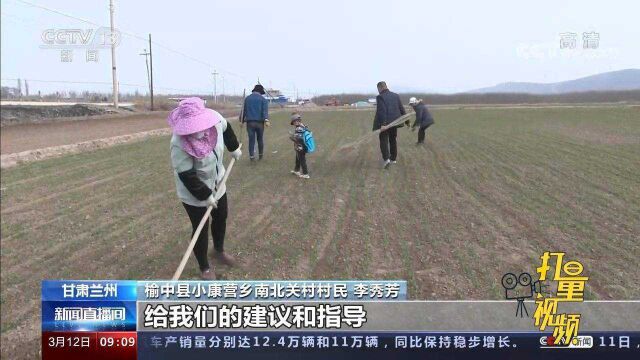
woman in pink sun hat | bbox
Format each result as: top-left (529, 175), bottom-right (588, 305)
top-left (168, 97), bottom-right (242, 280)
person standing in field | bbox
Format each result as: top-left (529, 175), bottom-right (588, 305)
top-left (373, 81), bottom-right (407, 169)
top-left (241, 84), bottom-right (270, 161)
top-left (168, 97), bottom-right (242, 280)
top-left (409, 97), bottom-right (435, 145)
top-left (289, 112), bottom-right (311, 179)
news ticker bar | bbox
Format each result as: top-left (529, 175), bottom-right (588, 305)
top-left (42, 331), bottom-right (640, 360)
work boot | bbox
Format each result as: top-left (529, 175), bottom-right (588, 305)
top-left (213, 251), bottom-right (238, 267)
top-left (200, 268), bottom-right (216, 280)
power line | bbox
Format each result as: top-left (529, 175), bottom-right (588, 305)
top-left (11, 0), bottom-right (249, 81)
top-left (11, 0), bottom-right (102, 27)
top-left (7, 0), bottom-right (284, 96)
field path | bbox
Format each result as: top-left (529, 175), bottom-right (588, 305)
top-left (1, 112), bottom-right (171, 154)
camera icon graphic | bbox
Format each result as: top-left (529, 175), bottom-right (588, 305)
top-left (501, 272), bottom-right (547, 317)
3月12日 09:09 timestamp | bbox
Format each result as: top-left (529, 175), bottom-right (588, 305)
top-left (42, 331), bottom-right (138, 360)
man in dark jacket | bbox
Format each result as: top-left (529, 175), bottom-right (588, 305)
top-left (373, 81), bottom-right (407, 168)
top-left (409, 97), bottom-right (435, 145)
top-left (241, 84), bottom-right (270, 161)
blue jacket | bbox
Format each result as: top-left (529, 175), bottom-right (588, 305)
top-left (242, 92), bottom-right (269, 122)
top-left (373, 89), bottom-right (406, 130)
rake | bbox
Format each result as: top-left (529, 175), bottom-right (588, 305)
top-left (338, 112), bottom-right (414, 150)
top-left (172, 143), bottom-right (242, 281)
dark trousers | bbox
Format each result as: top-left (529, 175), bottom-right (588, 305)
top-left (294, 150), bottom-right (308, 174)
top-left (182, 194), bottom-right (228, 271)
top-left (378, 126), bottom-right (398, 161)
top-left (418, 123), bottom-right (432, 143)
top-left (246, 121), bottom-right (264, 158)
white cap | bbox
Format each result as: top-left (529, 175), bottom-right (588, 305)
top-left (409, 97), bottom-right (419, 105)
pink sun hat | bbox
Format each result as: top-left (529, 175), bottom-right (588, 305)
top-left (167, 97), bottom-right (222, 135)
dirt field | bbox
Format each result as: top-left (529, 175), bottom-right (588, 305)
top-left (0, 112), bottom-right (170, 154)
top-left (1, 107), bottom-right (639, 358)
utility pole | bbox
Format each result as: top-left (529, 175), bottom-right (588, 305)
top-left (292, 83), bottom-right (297, 103)
top-left (148, 34), bottom-right (154, 110)
top-left (25, 79), bottom-right (29, 97)
top-left (139, 48), bottom-right (151, 107)
top-left (222, 75), bottom-right (225, 103)
top-left (212, 70), bottom-right (218, 104)
top-left (109, 0), bottom-right (119, 108)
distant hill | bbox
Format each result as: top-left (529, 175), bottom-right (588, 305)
top-left (469, 69), bottom-right (640, 94)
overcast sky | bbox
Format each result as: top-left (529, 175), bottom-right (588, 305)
top-left (1, 0), bottom-right (638, 97)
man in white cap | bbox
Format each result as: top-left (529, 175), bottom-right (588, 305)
top-left (409, 97), bottom-right (435, 145)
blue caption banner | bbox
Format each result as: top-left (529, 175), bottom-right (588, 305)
top-left (137, 280), bottom-right (407, 301)
top-left (42, 280), bottom-right (138, 332)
